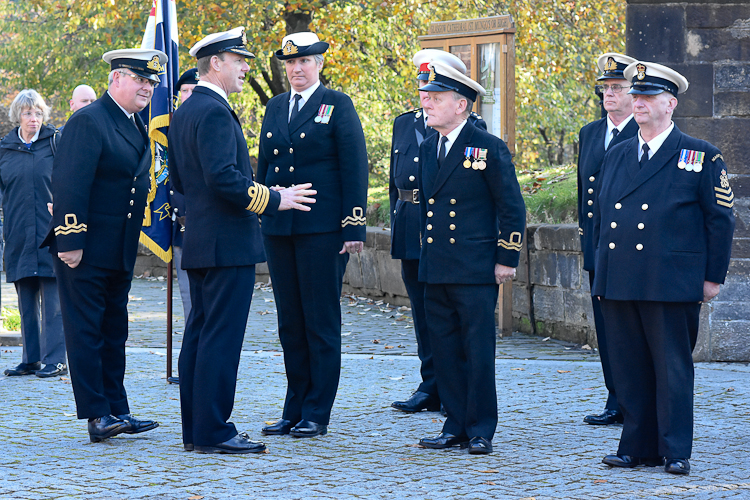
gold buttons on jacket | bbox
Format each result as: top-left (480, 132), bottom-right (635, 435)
top-left (300, 133), bottom-right (306, 138)
top-left (450, 238), bottom-right (455, 244)
top-left (589, 176), bottom-right (595, 182)
top-left (638, 223), bottom-right (645, 230)
top-left (413, 157), bottom-right (419, 162)
top-left (611, 222), bottom-right (617, 229)
top-left (129, 200), bottom-right (134, 206)
top-left (450, 224), bottom-right (456, 230)
top-left (133, 177), bottom-right (138, 182)
top-left (642, 204), bottom-right (648, 210)
top-left (131, 188), bottom-right (136, 194)
top-left (394, 149), bottom-right (399, 154)
top-left (588, 200), bottom-right (593, 206)
top-left (275, 167), bottom-right (279, 172)
top-left (428, 198), bottom-right (435, 204)
top-left (127, 213), bottom-right (132, 219)
top-left (636, 243), bottom-right (643, 251)
top-left (609, 242), bottom-right (615, 249)
top-left (289, 148), bottom-right (294, 153)
top-left (587, 212), bottom-right (593, 218)
top-left (426, 224), bottom-right (433, 230)
top-left (409, 175), bottom-right (415, 182)
top-left (169, 190), bottom-right (173, 196)
top-left (266, 132), bottom-right (272, 138)
top-left (615, 203), bottom-right (622, 209)
top-left (427, 237), bottom-right (433, 243)
top-left (289, 167), bottom-right (294, 172)
top-left (274, 149), bottom-right (279, 155)
top-left (449, 211), bottom-right (455, 217)
top-left (450, 199), bottom-right (456, 204)
top-left (427, 211), bottom-right (433, 217)
top-left (588, 188), bottom-right (593, 194)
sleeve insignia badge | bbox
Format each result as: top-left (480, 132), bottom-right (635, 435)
top-left (715, 169), bottom-right (734, 208)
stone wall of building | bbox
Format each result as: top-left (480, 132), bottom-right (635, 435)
top-left (626, 0), bottom-right (750, 361)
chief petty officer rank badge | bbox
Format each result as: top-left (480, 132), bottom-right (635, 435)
top-left (464, 147), bottom-right (487, 170)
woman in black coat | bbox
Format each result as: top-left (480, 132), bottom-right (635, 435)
top-left (0, 89), bottom-right (66, 378)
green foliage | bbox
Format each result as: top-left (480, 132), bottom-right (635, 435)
top-left (2, 307), bottom-right (21, 332)
top-left (518, 163), bottom-right (578, 224)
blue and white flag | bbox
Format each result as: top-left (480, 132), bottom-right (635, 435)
top-left (139, 0), bottom-right (179, 262)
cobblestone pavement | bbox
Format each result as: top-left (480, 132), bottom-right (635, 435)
top-left (1, 277), bottom-right (749, 499)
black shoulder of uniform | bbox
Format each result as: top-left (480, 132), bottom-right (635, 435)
top-left (396, 108), bottom-right (421, 118)
top-left (579, 117), bottom-right (607, 135)
top-left (469, 111), bottom-right (483, 121)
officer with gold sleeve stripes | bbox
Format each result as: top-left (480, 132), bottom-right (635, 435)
top-left (168, 28), bottom-right (315, 455)
top-left (415, 61), bottom-right (526, 455)
top-left (593, 62), bottom-right (735, 475)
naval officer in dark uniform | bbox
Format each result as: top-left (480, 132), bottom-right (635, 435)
top-left (43, 48), bottom-right (165, 442)
top-left (169, 28), bottom-right (316, 455)
top-left (416, 61), bottom-right (526, 455)
top-left (256, 32), bottom-right (368, 439)
top-left (577, 52), bottom-right (638, 426)
top-left (390, 49), bottom-right (487, 413)
top-left (594, 62), bottom-right (735, 475)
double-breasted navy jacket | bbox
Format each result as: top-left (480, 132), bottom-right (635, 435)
top-left (42, 93), bottom-right (151, 273)
top-left (389, 108), bottom-right (486, 260)
top-left (0, 124), bottom-right (56, 281)
top-left (256, 85), bottom-right (368, 241)
top-left (169, 86), bottom-right (280, 269)
top-left (592, 125), bottom-right (735, 302)
top-left (577, 116), bottom-right (638, 271)
top-left (417, 120), bottom-right (526, 284)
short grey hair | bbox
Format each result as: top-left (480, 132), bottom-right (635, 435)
top-left (8, 89), bottom-right (50, 125)
top-left (450, 91), bottom-right (472, 119)
top-left (314, 54), bottom-right (324, 66)
top-left (197, 52), bottom-right (226, 77)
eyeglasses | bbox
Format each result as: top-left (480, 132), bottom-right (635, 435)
top-left (120, 70), bottom-right (158, 88)
top-left (595, 84), bottom-right (630, 94)
top-left (21, 111), bottom-right (44, 119)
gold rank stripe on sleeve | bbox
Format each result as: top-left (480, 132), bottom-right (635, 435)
top-left (715, 186), bottom-right (734, 208)
top-left (54, 214), bottom-right (87, 236)
top-left (578, 228), bottom-right (584, 236)
top-left (498, 231), bottom-right (523, 251)
top-left (245, 182), bottom-right (271, 213)
top-left (342, 207), bottom-right (366, 227)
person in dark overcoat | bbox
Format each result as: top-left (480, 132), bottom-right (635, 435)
top-left (0, 89), bottom-right (65, 378)
top-left (577, 52), bottom-right (638, 426)
top-left (256, 32), bottom-right (368, 439)
top-left (416, 61), bottom-right (526, 455)
top-left (169, 28), bottom-right (315, 455)
top-left (42, 48), bottom-right (166, 443)
top-left (594, 62), bottom-right (735, 475)
top-left (389, 49), bottom-right (487, 414)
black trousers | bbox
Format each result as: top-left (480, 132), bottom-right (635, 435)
top-left (53, 260), bottom-right (132, 419)
top-left (425, 282), bottom-right (499, 440)
top-left (600, 299), bottom-right (700, 459)
top-left (401, 259), bottom-right (436, 396)
top-left (263, 232), bottom-right (348, 426)
top-left (589, 271), bottom-right (618, 411)
top-left (179, 265), bottom-right (255, 447)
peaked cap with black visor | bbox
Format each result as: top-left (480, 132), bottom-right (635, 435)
top-left (624, 60), bottom-right (689, 96)
top-left (103, 48), bottom-right (168, 83)
top-left (189, 27), bottom-right (255, 60)
top-left (275, 32), bottom-right (329, 60)
top-left (419, 60), bottom-right (486, 102)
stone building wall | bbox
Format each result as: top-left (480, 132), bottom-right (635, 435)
top-left (626, 0), bottom-right (750, 361)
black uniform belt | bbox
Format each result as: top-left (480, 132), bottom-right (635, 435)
top-left (398, 188), bottom-right (419, 204)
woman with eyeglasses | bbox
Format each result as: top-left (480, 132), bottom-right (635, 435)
top-left (0, 89), bottom-right (66, 378)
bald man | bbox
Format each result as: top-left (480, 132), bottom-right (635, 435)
top-left (69, 85), bottom-right (97, 112)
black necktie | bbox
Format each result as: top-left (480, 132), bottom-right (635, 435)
top-left (289, 94), bottom-right (302, 126)
top-left (605, 128), bottom-right (619, 150)
top-left (438, 136), bottom-right (448, 169)
top-left (639, 143), bottom-right (650, 169)
top-left (131, 114), bottom-right (139, 130)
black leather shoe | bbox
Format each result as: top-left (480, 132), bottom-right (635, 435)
top-left (391, 391), bottom-right (440, 412)
top-left (184, 444), bottom-right (194, 451)
top-left (261, 419), bottom-right (293, 436)
top-left (116, 414), bottom-right (159, 434)
top-left (665, 458), bottom-right (690, 475)
top-left (584, 409), bottom-right (624, 425)
top-left (602, 454), bottom-right (663, 468)
top-left (290, 420), bottom-right (327, 438)
top-left (194, 432), bottom-right (266, 454)
top-left (418, 432), bottom-right (469, 449)
top-left (468, 437), bottom-right (493, 455)
top-left (88, 415), bottom-right (129, 442)
top-left (35, 363), bottom-right (68, 378)
top-left (4, 361), bottom-right (41, 376)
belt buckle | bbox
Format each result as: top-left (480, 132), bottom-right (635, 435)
top-left (412, 189), bottom-right (419, 204)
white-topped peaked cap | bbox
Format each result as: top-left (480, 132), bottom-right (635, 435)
top-left (103, 48), bottom-right (168, 83)
top-left (596, 52), bottom-right (637, 81)
top-left (189, 27), bottom-right (255, 59)
top-left (276, 31), bottom-right (329, 60)
top-left (413, 49), bottom-right (467, 80)
top-left (421, 60), bottom-right (486, 101)
top-left (624, 60), bottom-right (689, 95)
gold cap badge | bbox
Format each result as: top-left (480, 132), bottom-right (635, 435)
top-left (282, 40), bottom-right (298, 56)
top-left (636, 63), bottom-right (646, 80)
top-left (146, 55), bottom-right (163, 72)
top-left (241, 30), bottom-right (247, 46)
top-left (605, 57), bottom-right (617, 72)
top-left (428, 67), bottom-right (436, 82)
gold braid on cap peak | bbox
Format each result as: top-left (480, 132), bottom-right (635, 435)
top-left (246, 182), bottom-right (271, 214)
